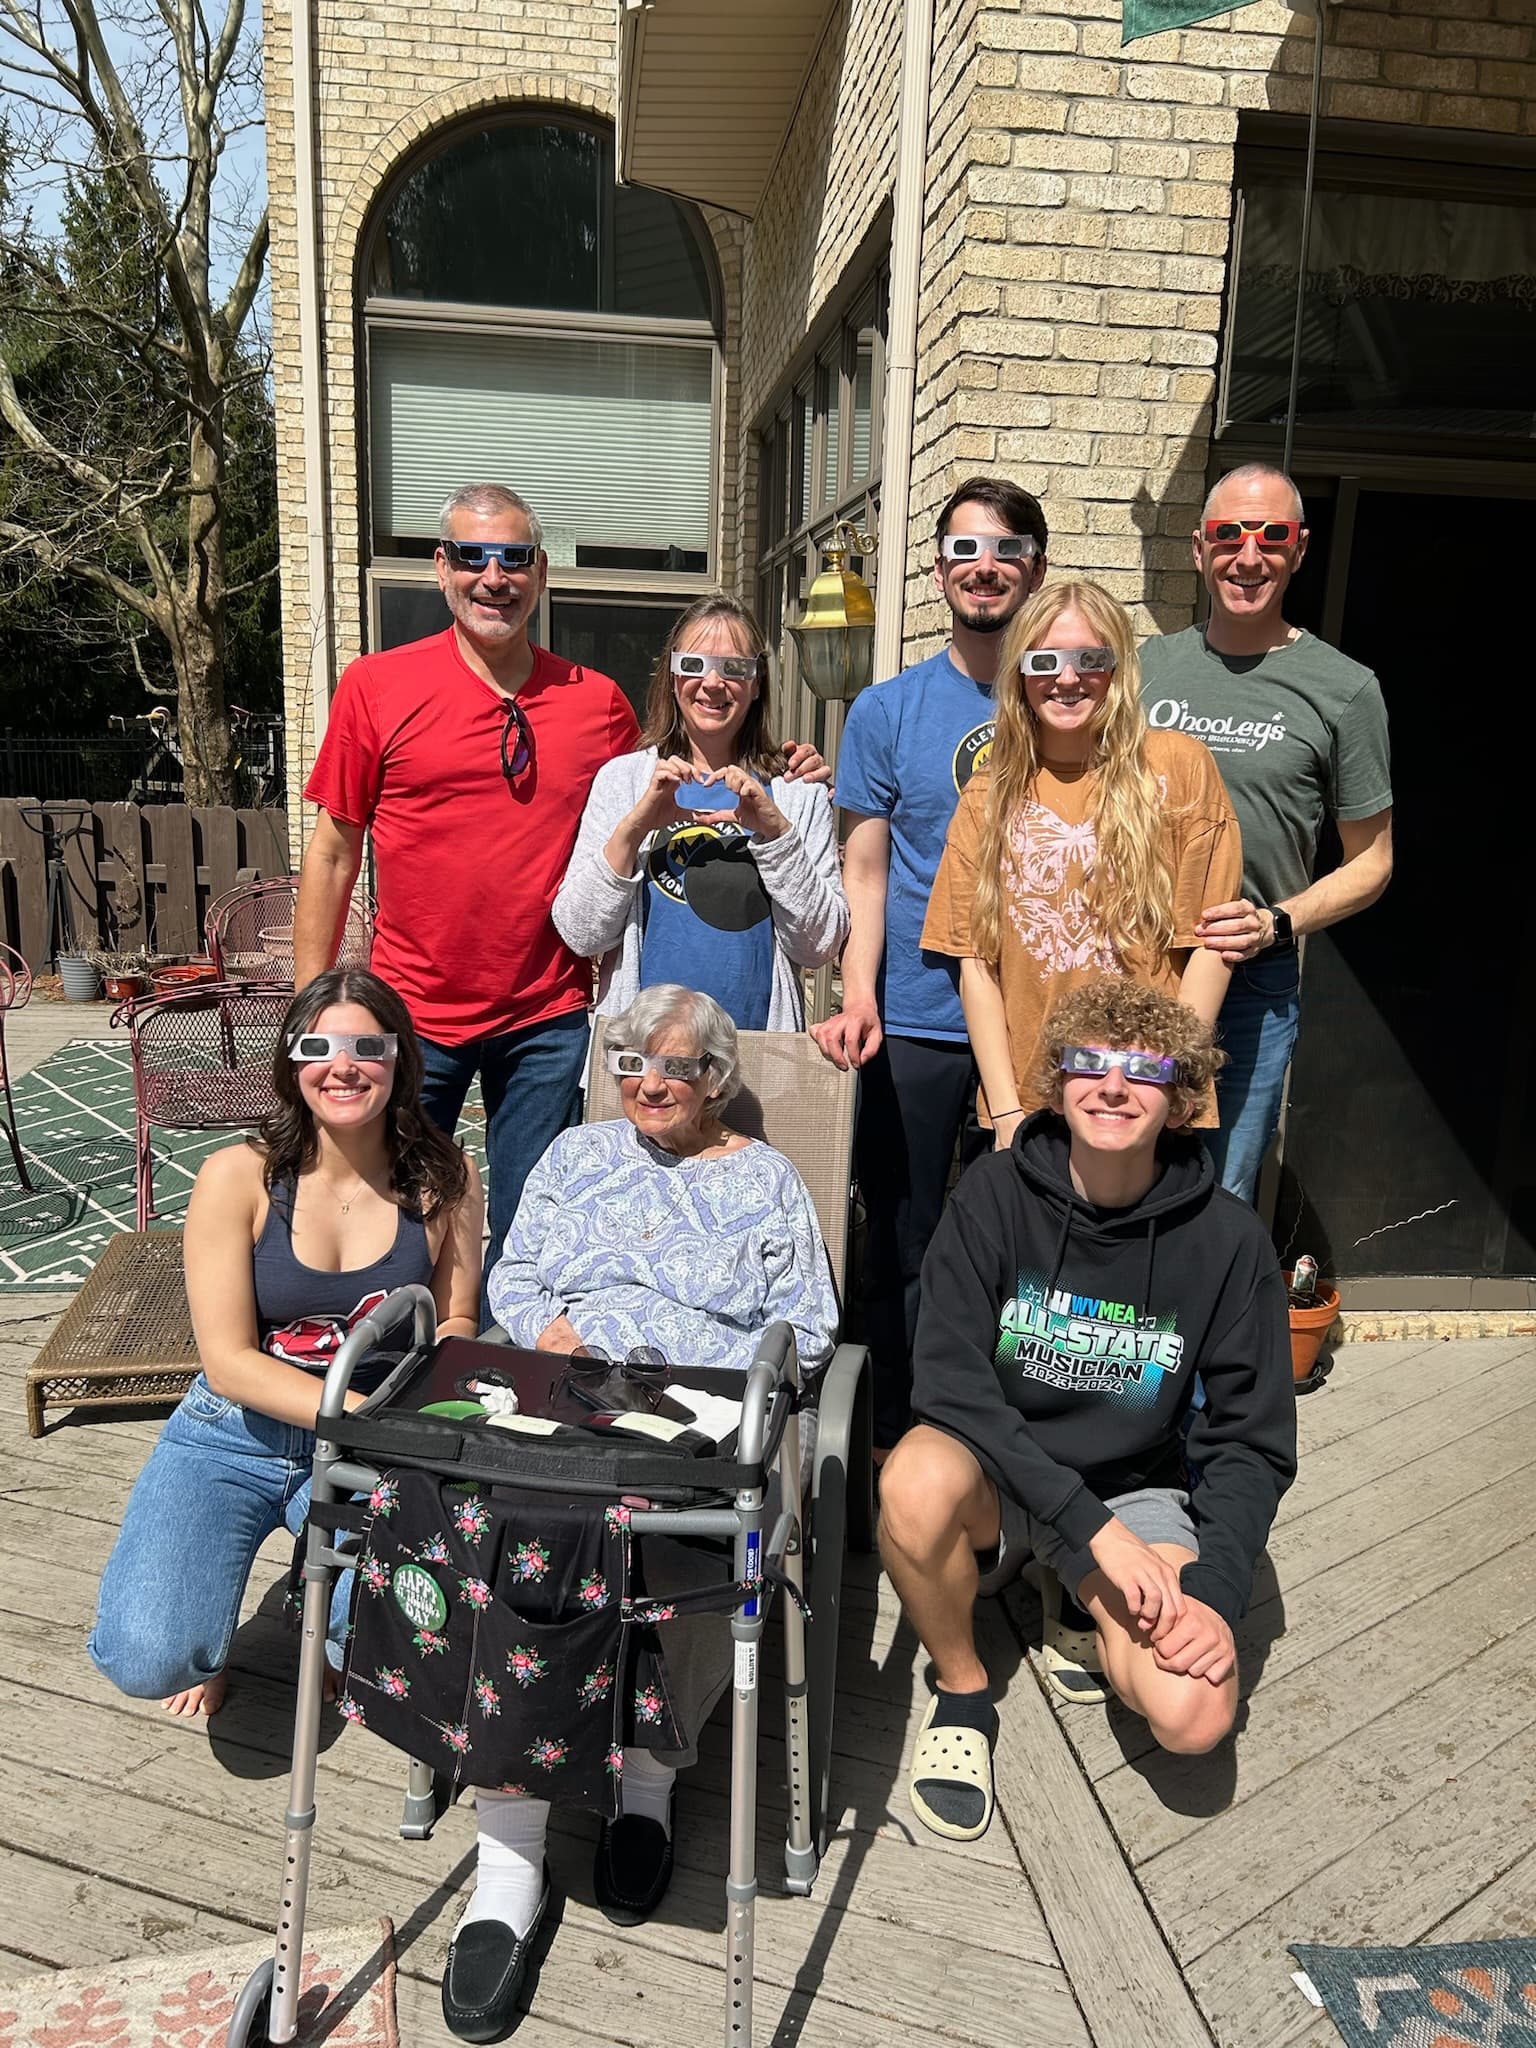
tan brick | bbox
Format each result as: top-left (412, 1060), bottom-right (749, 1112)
top-left (1277, 38), bottom-right (1382, 81)
top-left (1101, 365), bottom-right (1171, 399)
top-left (966, 241), bottom-right (1066, 280)
top-left (1115, 142), bottom-right (1191, 178)
top-left (989, 14), bottom-right (1078, 51)
top-left (994, 53), bottom-right (1118, 93)
top-left (1105, 288), bottom-right (1182, 327)
top-left (1004, 281), bottom-right (1101, 321)
top-left (970, 130), bottom-right (1012, 165)
top-left (964, 390), bottom-right (1056, 428)
top-left (1055, 397), bottom-right (1151, 434)
top-left (971, 166), bottom-right (1067, 205)
top-left (1171, 106), bottom-right (1237, 142)
top-left (1006, 206), bottom-right (1110, 246)
top-left (1070, 100), bottom-right (1174, 139)
top-left (1190, 147), bottom-right (1233, 181)
top-left (1177, 28), bottom-right (1279, 69)
top-left (1161, 253), bottom-right (1226, 294)
top-left (1383, 50), bottom-right (1477, 91)
top-left (1003, 359), bottom-right (1101, 396)
top-left (1181, 219), bottom-right (1231, 257)
top-left (968, 207), bottom-right (1007, 239)
top-left (1010, 134), bottom-right (1115, 172)
top-left (999, 427), bottom-right (1094, 464)
top-left (1063, 248), bottom-right (1163, 288)
top-left (1057, 325), bottom-right (1156, 364)
top-left (1478, 57), bottom-right (1536, 95)
top-left (1151, 330), bottom-right (1218, 367)
top-left (1066, 173), bottom-right (1167, 213)
top-left (1174, 371), bottom-right (1216, 404)
top-left (1167, 180), bottom-right (1232, 219)
top-left (975, 51), bottom-right (1018, 86)
top-left (1426, 92), bottom-right (1521, 129)
top-left (955, 316), bottom-right (1058, 357)
top-left (958, 278), bottom-right (1002, 313)
top-left (1323, 81), bottom-right (1423, 121)
top-left (1126, 62), bottom-right (1224, 104)
top-left (1109, 214), bottom-right (1185, 252)
top-left (1436, 18), bottom-right (1529, 57)
top-left (958, 359), bottom-right (1002, 389)
top-left (1332, 9), bottom-right (1434, 49)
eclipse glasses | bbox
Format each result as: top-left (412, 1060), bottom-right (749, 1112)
top-left (1060, 1045), bottom-right (1181, 1086)
top-left (940, 534), bottom-right (1037, 564)
top-left (442, 540), bottom-right (539, 572)
top-left (288, 1031), bottom-right (398, 1063)
top-left (670, 652), bottom-right (762, 684)
top-left (1202, 518), bottom-right (1303, 547)
top-left (606, 1049), bottom-right (713, 1082)
top-left (1021, 646), bottom-right (1116, 676)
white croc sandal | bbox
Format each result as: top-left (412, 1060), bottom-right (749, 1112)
top-left (1039, 1568), bottom-right (1110, 1706)
top-left (908, 1693), bottom-right (995, 1842)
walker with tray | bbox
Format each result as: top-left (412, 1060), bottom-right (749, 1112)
top-left (225, 1273), bottom-right (869, 2048)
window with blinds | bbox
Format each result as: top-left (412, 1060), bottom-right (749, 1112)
top-left (369, 326), bottom-right (715, 561)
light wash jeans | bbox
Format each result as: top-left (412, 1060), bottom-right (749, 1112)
top-left (89, 1374), bottom-right (349, 1698)
top-left (1203, 949), bottom-right (1303, 1206)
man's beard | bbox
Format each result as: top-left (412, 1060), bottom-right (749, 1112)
top-left (954, 600), bottom-right (1011, 635)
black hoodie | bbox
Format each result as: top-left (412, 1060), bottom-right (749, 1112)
top-left (912, 1110), bottom-right (1296, 1626)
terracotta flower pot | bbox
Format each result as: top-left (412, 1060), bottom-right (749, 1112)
top-left (1286, 1274), bottom-right (1341, 1384)
top-left (150, 959), bottom-right (218, 994)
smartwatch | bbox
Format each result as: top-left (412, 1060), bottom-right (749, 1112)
top-left (1267, 906), bottom-right (1294, 949)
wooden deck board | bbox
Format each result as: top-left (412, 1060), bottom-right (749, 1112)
top-left (9, 1291), bottom-right (1534, 2048)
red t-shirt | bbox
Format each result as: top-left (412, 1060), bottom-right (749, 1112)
top-left (305, 630), bottom-right (639, 1045)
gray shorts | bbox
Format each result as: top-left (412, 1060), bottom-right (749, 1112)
top-left (976, 1483), bottom-right (1197, 1601)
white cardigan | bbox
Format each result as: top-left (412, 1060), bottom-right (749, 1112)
top-left (552, 748), bottom-right (849, 1030)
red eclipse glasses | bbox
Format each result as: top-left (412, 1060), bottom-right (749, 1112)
top-left (1202, 518), bottom-right (1303, 547)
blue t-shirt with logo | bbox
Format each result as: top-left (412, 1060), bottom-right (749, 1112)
top-left (637, 820), bottom-right (775, 1029)
top-left (835, 649), bottom-right (995, 1041)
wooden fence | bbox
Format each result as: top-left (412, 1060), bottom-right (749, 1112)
top-left (0, 800), bottom-right (290, 969)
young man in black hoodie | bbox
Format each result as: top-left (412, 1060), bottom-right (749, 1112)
top-left (879, 977), bottom-right (1296, 1842)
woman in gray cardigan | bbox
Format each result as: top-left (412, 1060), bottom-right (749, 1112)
top-left (553, 595), bottom-right (848, 1031)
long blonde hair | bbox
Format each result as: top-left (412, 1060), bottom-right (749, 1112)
top-left (969, 580), bottom-right (1175, 969)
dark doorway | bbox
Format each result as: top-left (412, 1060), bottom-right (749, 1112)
top-left (1272, 484), bottom-right (1536, 1291)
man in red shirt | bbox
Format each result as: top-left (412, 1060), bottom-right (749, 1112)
top-left (295, 483), bottom-right (641, 1295)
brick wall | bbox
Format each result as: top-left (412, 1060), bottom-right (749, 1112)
top-left (265, 0), bottom-right (742, 836)
top-left (943, 0), bottom-right (1536, 638)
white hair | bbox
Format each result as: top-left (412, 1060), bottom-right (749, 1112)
top-left (1201, 463), bottom-right (1305, 525)
top-left (603, 984), bottom-right (742, 1107)
top-left (438, 483), bottom-right (544, 548)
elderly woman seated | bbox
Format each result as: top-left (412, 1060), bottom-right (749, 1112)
top-left (487, 982), bottom-right (837, 1374)
top-left (439, 985), bottom-right (837, 2042)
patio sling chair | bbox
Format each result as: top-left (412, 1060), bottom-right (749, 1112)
top-left (0, 942), bottom-right (35, 1190)
top-left (112, 980), bottom-right (291, 1229)
top-left (205, 875), bottom-right (374, 985)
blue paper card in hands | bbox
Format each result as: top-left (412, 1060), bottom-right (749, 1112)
top-left (675, 782), bottom-right (740, 813)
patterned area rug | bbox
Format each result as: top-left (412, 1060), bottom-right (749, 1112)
top-left (0, 1916), bottom-right (398, 2047)
top-left (1290, 1941), bottom-right (1536, 2047)
top-left (0, 1040), bottom-right (487, 1289)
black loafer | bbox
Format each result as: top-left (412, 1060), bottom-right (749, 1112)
top-left (440, 1874), bottom-right (550, 2043)
top-left (593, 1798), bottom-right (675, 1927)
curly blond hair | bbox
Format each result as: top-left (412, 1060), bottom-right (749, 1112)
top-left (1033, 976), bottom-right (1224, 1128)
top-left (969, 580), bottom-right (1174, 971)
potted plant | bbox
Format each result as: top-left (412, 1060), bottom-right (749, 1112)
top-left (1285, 1261), bottom-right (1341, 1391)
top-left (86, 947), bottom-right (160, 1002)
top-left (150, 955), bottom-right (219, 994)
top-left (55, 949), bottom-right (102, 1002)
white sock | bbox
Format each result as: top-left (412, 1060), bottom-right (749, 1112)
top-left (461, 1790), bottom-right (550, 1938)
top-left (621, 1748), bottom-right (676, 1835)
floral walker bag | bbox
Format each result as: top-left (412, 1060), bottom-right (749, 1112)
top-left (340, 1467), bottom-right (712, 1815)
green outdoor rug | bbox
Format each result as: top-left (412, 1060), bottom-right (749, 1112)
top-left (0, 1039), bottom-right (487, 1290)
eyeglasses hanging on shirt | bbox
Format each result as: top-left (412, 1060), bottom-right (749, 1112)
top-left (500, 697), bottom-right (534, 786)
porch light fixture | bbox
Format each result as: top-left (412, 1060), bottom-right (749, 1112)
top-left (787, 521), bottom-right (878, 702)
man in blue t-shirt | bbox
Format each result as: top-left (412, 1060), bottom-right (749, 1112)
top-left (813, 476), bottom-right (1049, 1448)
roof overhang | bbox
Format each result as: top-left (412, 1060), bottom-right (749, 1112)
top-left (618, 0), bottom-right (835, 219)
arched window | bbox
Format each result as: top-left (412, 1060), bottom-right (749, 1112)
top-left (361, 115), bottom-right (722, 708)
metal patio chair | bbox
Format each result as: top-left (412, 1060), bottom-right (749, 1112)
top-left (112, 980), bottom-right (291, 1229)
top-left (204, 875), bottom-right (374, 985)
top-left (0, 942), bottom-right (35, 1189)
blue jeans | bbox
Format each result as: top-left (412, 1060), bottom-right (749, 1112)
top-left (89, 1376), bottom-right (348, 1697)
top-left (1204, 949), bottom-right (1303, 1205)
top-left (419, 1008), bottom-right (590, 1312)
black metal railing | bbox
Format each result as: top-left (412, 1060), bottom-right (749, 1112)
top-left (0, 727), bottom-right (286, 805)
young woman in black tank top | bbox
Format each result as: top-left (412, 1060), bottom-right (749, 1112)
top-left (89, 968), bottom-right (482, 1719)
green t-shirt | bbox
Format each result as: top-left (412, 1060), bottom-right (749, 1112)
top-left (1138, 627), bottom-right (1392, 907)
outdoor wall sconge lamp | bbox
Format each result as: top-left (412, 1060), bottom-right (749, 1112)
top-left (787, 520), bottom-right (878, 702)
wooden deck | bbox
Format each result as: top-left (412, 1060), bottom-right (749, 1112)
top-left (5, 1265), bottom-right (1534, 2046)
